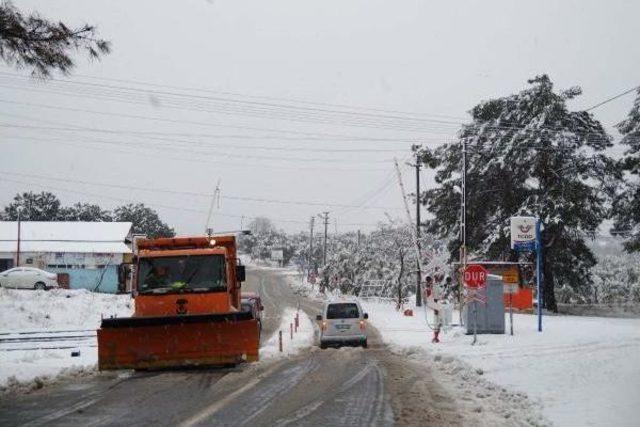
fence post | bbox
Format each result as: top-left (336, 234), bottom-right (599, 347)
top-left (295, 312), bottom-right (299, 332)
top-left (279, 330), bottom-right (283, 352)
top-left (290, 323), bottom-right (293, 340)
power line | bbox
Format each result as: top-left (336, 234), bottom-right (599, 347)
top-left (0, 123), bottom-right (438, 152)
top-left (68, 72), bottom-right (469, 122)
top-left (0, 71), bottom-right (467, 128)
top-left (0, 122), bottom-right (443, 153)
top-left (5, 137), bottom-right (387, 173)
top-left (585, 85), bottom-right (640, 112)
top-left (0, 77), bottom-right (462, 134)
top-left (0, 131), bottom-right (396, 164)
top-left (2, 71), bottom-right (631, 139)
top-left (0, 98), bottom-right (455, 142)
top-left (0, 176), bottom-right (399, 229)
top-left (0, 74), bottom-right (623, 139)
top-left (0, 170), bottom-right (404, 210)
top-left (0, 177), bottom-right (304, 226)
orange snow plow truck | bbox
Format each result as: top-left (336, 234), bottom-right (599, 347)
top-left (97, 235), bottom-right (259, 370)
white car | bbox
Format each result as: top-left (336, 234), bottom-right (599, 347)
top-left (317, 300), bottom-right (368, 349)
top-left (0, 267), bottom-right (59, 290)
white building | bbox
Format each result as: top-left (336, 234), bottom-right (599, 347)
top-left (0, 221), bottom-right (133, 293)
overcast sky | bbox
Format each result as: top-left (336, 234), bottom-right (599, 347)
top-left (1, 0), bottom-right (638, 235)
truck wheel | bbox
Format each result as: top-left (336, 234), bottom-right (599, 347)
top-left (34, 282), bottom-right (46, 291)
top-left (320, 342), bottom-right (327, 349)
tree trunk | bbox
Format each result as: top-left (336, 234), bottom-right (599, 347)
top-left (542, 246), bottom-right (558, 313)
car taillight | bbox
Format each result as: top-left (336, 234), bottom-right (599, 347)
top-left (321, 321), bottom-right (327, 331)
top-left (359, 320), bottom-right (366, 330)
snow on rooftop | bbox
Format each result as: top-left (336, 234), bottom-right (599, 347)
top-left (0, 221), bottom-right (132, 253)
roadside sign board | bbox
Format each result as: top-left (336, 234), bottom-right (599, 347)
top-left (502, 268), bottom-right (519, 284)
top-left (511, 216), bottom-right (536, 251)
top-left (464, 264), bottom-right (488, 288)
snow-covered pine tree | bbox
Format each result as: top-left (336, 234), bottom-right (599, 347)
top-left (612, 88), bottom-right (640, 252)
top-left (419, 75), bottom-right (619, 312)
top-left (0, 1), bottom-right (110, 77)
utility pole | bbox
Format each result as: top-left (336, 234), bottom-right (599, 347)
top-left (394, 158), bottom-right (423, 307)
top-left (415, 152), bottom-right (422, 307)
top-left (308, 217), bottom-right (315, 272)
top-left (461, 139), bottom-right (467, 266)
top-left (320, 212), bottom-right (329, 265)
top-left (459, 139), bottom-right (468, 323)
top-left (16, 207), bottom-right (22, 267)
top-left (205, 179), bottom-right (221, 235)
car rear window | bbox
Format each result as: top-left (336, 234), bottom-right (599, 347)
top-left (326, 303), bottom-right (359, 319)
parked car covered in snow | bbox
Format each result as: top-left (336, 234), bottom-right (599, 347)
top-left (0, 267), bottom-right (59, 290)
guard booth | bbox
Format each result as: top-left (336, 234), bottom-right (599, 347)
top-left (464, 275), bottom-right (505, 334)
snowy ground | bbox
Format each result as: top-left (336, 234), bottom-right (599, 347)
top-left (0, 288), bottom-right (132, 394)
top-left (260, 307), bottom-right (314, 360)
top-left (361, 299), bottom-right (640, 427)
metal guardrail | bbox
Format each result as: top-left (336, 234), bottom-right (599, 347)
top-left (0, 329), bottom-right (97, 352)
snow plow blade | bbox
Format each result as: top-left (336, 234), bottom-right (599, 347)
top-left (97, 312), bottom-right (259, 370)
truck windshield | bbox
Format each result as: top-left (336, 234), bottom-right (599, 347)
top-left (137, 255), bottom-right (226, 293)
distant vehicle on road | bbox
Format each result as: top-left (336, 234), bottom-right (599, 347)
top-left (241, 292), bottom-right (264, 330)
top-left (0, 267), bottom-right (59, 290)
top-left (317, 300), bottom-right (368, 349)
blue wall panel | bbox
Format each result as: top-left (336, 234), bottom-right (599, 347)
top-left (50, 266), bottom-right (119, 293)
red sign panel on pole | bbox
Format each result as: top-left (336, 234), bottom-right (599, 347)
top-left (464, 264), bottom-right (488, 288)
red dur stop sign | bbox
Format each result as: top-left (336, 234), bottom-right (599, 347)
top-left (464, 264), bottom-right (488, 288)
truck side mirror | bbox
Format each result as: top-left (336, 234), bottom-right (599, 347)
top-left (363, 313), bottom-right (369, 319)
top-left (236, 265), bottom-right (246, 282)
top-left (316, 314), bottom-right (322, 321)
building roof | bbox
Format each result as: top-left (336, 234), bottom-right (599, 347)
top-left (0, 221), bottom-right (132, 254)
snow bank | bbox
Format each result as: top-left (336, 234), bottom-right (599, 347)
top-left (362, 300), bottom-right (640, 427)
top-left (0, 288), bottom-right (132, 394)
top-left (260, 307), bottom-right (314, 360)
top-left (0, 287), bottom-right (132, 332)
